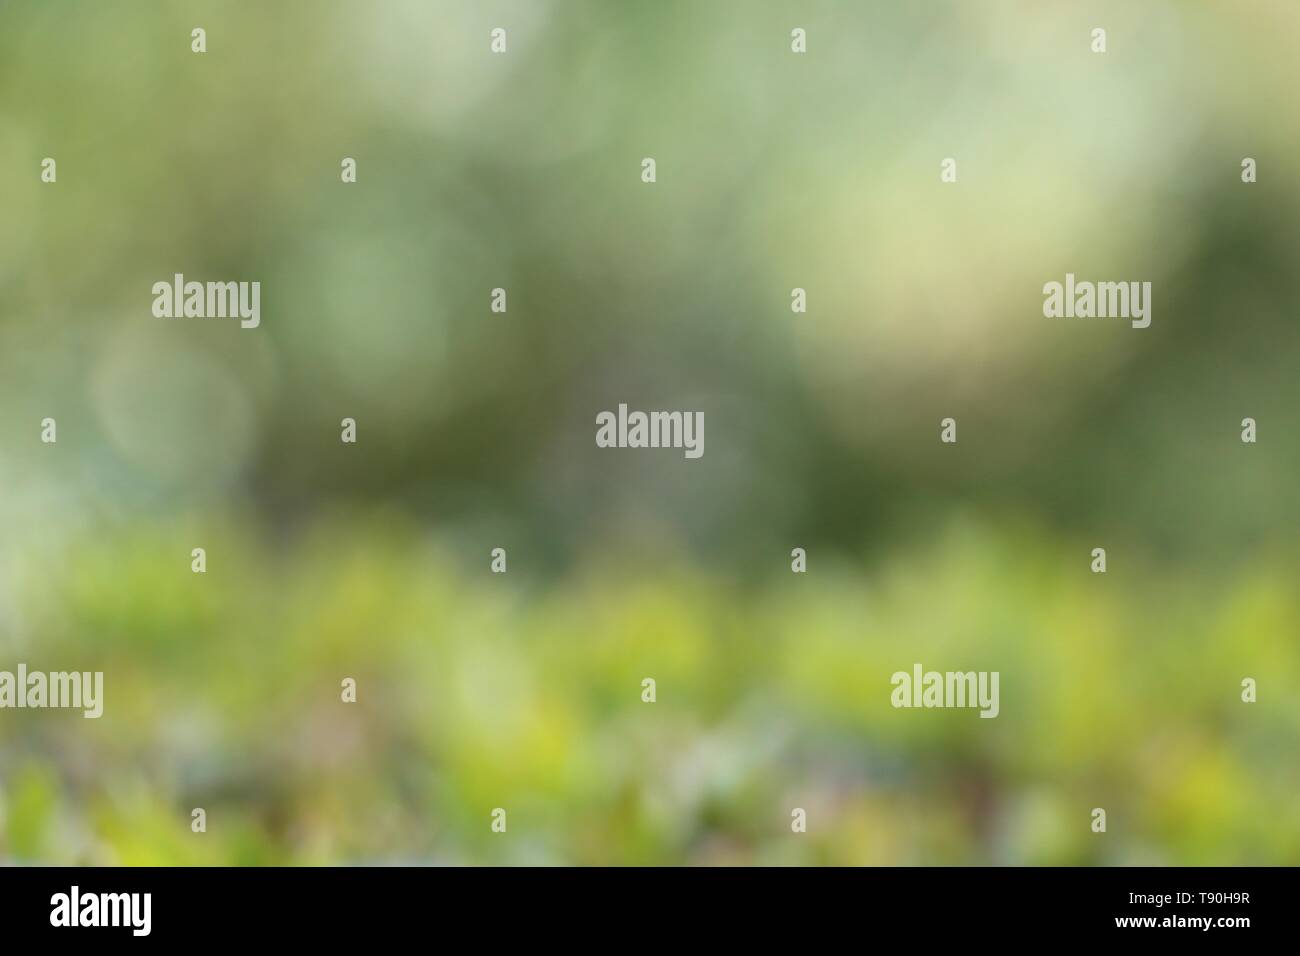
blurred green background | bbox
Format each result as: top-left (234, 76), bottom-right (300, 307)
top-left (1, 0), bottom-right (1298, 865)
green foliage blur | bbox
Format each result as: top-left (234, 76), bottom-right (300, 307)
top-left (1, 1), bottom-right (1298, 865)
